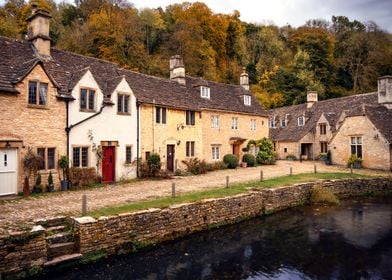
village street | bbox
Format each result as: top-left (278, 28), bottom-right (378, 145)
top-left (0, 161), bottom-right (389, 232)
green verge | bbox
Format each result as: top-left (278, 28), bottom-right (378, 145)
top-left (89, 172), bottom-right (370, 218)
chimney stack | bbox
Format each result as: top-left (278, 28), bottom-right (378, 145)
top-left (307, 91), bottom-right (318, 108)
top-left (240, 67), bottom-right (249, 90)
top-left (26, 4), bottom-right (52, 57)
top-left (169, 55), bottom-right (186, 85)
top-left (378, 76), bottom-right (392, 109)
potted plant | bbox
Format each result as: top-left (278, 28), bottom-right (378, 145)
top-left (325, 150), bottom-right (332, 165)
top-left (242, 153), bottom-right (256, 167)
top-left (58, 156), bottom-right (70, 191)
top-left (347, 154), bottom-right (362, 169)
top-left (47, 171), bottom-right (54, 192)
top-left (32, 173), bottom-right (43, 193)
top-left (22, 148), bottom-right (41, 196)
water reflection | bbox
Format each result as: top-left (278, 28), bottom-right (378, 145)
top-left (38, 197), bottom-right (392, 280)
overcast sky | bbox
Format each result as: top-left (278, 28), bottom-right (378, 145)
top-left (0, 0), bottom-right (390, 31)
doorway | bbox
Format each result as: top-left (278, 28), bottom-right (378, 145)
top-left (0, 149), bottom-right (17, 196)
top-left (300, 143), bottom-right (313, 160)
top-left (232, 144), bottom-right (240, 159)
top-left (166, 145), bottom-right (175, 172)
top-left (102, 146), bottom-right (115, 183)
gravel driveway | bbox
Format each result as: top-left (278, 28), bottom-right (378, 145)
top-left (0, 161), bottom-right (389, 231)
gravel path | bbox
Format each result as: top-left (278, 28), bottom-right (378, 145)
top-left (0, 161), bottom-right (389, 231)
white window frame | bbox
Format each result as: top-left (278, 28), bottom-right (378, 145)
top-left (269, 116), bottom-right (276, 128)
top-left (211, 115), bottom-right (220, 129)
top-left (244, 95), bottom-right (251, 106)
top-left (281, 118), bottom-right (286, 127)
top-left (212, 146), bottom-right (220, 160)
top-left (250, 119), bottom-right (256, 131)
top-left (200, 86), bottom-right (210, 99)
top-left (231, 117), bottom-right (238, 130)
top-left (298, 115), bottom-right (305, 126)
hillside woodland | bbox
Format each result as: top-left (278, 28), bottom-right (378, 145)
top-left (1, 0), bottom-right (391, 108)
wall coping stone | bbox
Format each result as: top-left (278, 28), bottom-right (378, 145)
top-left (74, 216), bottom-right (96, 224)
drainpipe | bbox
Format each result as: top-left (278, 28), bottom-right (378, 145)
top-left (65, 100), bottom-right (70, 159)
top-left (152, 99), bottom-right (155, 153)
top-left (136, 100), bottom-right (140, 178)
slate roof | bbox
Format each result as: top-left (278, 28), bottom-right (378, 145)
top-left (268, 92), bottom-right (379, 141)
top-left (365, 105), bottom-right (392, 142)
top-left (0, 36), bottom-right (266, 116)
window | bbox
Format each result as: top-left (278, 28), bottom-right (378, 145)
top-left (212, 146), bottom-right (220, 160)
top-left (244, 95), bottom-right (251, 106)
top-left (280, 118), bottom-right (286, 127)
top-left (126, 146), bottom-right (132, 164)
top-left (118, 94), bottom-right (130, 114)
top-left (28, 81), bottom-right (48, 106)
top-left (37, 147), bottom-right (55, 170)
top-left (156, 107), bottom-right (167, 124)
top-left (186, 141), bottom-right (195, 157)
top-left (80, 88), bottom-right (96, 111)
top-left (298, 116), bottom-right (305, 126)
top-left (200, 86), bottom-right (210, 99)
top-left (145, 151), bottom-right (151, 160)
top-left (269, 117), bottom-right (276, 128)
top-left (350, 136), bottom-right (362, 158)
top-left (250, 119), bottom-right (256, 131)
top-left (231, 117), bottom-right (238, 130)
top-left (186, 110), bottom-right (195, 126)
top-left (211, 115), bottom-right (220, 129)
top-left (284, 147), bottom-right (287, 153)
top-left (320, 142), bottom-right (328, 153)
top-left (73, 147), bottom-right (89, 167)
top-left (319, 123), bottom-right (327, 135)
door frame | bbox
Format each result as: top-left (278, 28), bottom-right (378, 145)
top-left (102, 146), bottom-right (115, 183)
top-left (166, 144), bottom-right (175, 172)
top-left (0, 148), bottom-right (18, 196)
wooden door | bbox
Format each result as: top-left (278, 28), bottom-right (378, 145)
top-left (0, 149), bottom-right (17, 196)
top-left (233, 144), bottom-right (240, 158)
top-left (167, 145), bottom-right (175, 172)
top-left (102, 146), bottom-right (115, 183)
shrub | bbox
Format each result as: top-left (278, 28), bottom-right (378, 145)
top-left (256, 151), bottom-right (276, 165)
top-left (182, 158), bottom-right (208, 175)
top-left (206, 161), bottom-right (227, 172)
top-left (147, 153), bottom-right (161, 176)
top-left (310, 185), bottom-right (339, 205)
top-left (286, 154), bottom-right (297, 160)
top-left (347, 154), bottom-right (362, 168)
top-left (69, 167), bottom-right (98, 187)
top-left (242, 154), bottom-right (256, 167)
top-left (223, 154), bottom-right (238, 169)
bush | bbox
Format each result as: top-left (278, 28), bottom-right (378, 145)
top-left (182, 158), bottom-right (208, 175)
top-left (310, 185), bottom-right (339, 205)
top-left (286, 154), bottom-right (297, 160)
top-left (147, 153), bottom-right (161, 176)
top-left (69, 167), bottom-right (99, 186)
top-left (242, 154), bottom-right (256, 167)
top-left (347, 154), bottom-right (362, 168)
top-left (206, 161), bottom-right (227, 172)
top-left (256, 151), bottom-right (277, 165)
top-left (223, 154), bottom-right (238, 169)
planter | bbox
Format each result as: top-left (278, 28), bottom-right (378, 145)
top-left (352, 162), bottom-right (362, 169)
top-left (46, 184), bottom-right (54, 192)
top-left (241, 162), bottom-right (247, 168)
top-left (32, 186), bottom-right (42, 193)
top-left (60, 180), bottom-right (68, 191)
top-left (325, 159), bottom-right (332, 165)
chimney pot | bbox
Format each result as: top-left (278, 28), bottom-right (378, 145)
top-left (26, 5), bottom-right (52, 57)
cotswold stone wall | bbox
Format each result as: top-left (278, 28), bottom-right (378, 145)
top-left (73, 178), bottom-right (392, 256)
top-left (1, 178), bottom-right (391, 277)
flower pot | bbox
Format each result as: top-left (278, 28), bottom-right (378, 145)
top-left (47, 184), bottom-right (54, 192)
top-left (32, 186), bottom-right (42, 193)
top-left (60, 180), bottom-right (68, 191)
top-left (241, 162), bottom-right (247, 168)
top-left (325, 159), bottom-right (332, 165)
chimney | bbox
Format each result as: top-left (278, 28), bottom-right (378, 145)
top-left (169, 55), bottom-right (186, 85)
top-left (26, 4), bottom-right (52, 57)
top-left (378, 76), bottom-right (392, 109)
top-left (240, 67), bottom-right (249, 90)
top-left (307, 91), bottom-right (318, 108)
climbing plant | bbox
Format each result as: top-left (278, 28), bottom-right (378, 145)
top-left (87, 130), bottom-right (103, 176)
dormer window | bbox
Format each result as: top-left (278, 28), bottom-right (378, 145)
top-left (28, 81), bottom-right (48, 106)
top-left (269, 117), bottom-right (276, 128)
top-left (281, 118), bottom-right (286, 127)
top-left (244, 95), bottom-right (251, 106)
top-left (298, 115), bottom-right (305, 126)
top-left (200, 86), bottom-right (210, 99)
top-left (80, 88), bottom-right (96, 112)
top-left (117, 93), bottom-right (130, 114)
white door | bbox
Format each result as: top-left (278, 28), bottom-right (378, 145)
top-left (0, 149), bottom-right (17, 195)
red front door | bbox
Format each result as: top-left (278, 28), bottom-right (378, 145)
top-left (102, 146), bottom-right (115, 183)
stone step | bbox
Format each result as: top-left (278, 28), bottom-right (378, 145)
top-left (43, 253), bottom-right (83, 267)
top-left (34, 216), bottom-right (68, 228)
top-left (48, 242), bottom-right (77, 259)
top-left (46, 232), bottom-right (74, 244)
top-left (46, 225), bottom-right (67, 234)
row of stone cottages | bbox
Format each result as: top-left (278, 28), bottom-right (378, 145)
top-left (268, 77), bottom-right (392, 171)
top-left (0, 7), bottom-right (268, 195)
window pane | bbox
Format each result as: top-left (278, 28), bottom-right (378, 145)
top-left (88, 90), bottom-right (95, 110)
top-left (162, 108), bottom-right (166, 124)
top-left (39, 83), bottom-right (48, 105)
top-left (351, 137), bottom-right (356, 144)
top-left (81, 147), bottom-right (88, 167)
top-left (117, 95), bottom-right (123, 112)
top-left (357, 137), bottom-right (362, 144)
top-left (47, 148), bottom-right (55, 169)
top-left (80, 89), bottom-right (87, 109)
top-left (351, 145), bottom-right (356, 155)
top-left (186, 142), bottom-right (190, 157)
top-left (191, 141), bottom-right (195, 157)
top-left (126, 146), bottom-right (132, 163)
top-left (28, 82), bottom-right (37, 104)
top-left (37, 148), bottom-right (45, 170)
top-left (124, 95), bottom-right (129, 113)
top-left (186, 111), bottom-right (190, 125)
top-left (357, 145), bottom-right (362, 158)
top-left (156, 107), bottom-right (161, 123)
top-left (73, 147), bottom-right (80, 167)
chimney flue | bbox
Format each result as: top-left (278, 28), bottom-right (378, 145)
top-left (240, 67), bottom-right (249, 90)
top-left (169, 55), bottom-right (186, 85)
top-left (26, 5), bottom-right (52, 57)
top-left (307, 91), bottom-right (318, 108)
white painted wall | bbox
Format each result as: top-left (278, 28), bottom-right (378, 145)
top-left (69, 71), bottom-right (137, 180)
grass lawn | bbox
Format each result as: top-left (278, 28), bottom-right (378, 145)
top-left (89, 172), bottom-right (370, 218)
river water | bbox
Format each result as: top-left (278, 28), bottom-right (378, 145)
top-left (39, 197), bottom-right (392, 280)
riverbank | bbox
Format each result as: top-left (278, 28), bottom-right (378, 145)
top-left (0, 176), bottom-right (391, 278)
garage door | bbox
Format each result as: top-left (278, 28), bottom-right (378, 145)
top-left (0, 149), bottom-right (17, 196)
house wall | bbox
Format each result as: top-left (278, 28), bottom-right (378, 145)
top-left (0, 64), bottom-right (66, 192)
top-left (201, 111), bottom-right (268, 162)
top-left (139, 104), bottom-right (202, 170)
top-left (69, 74), bottom-right (137, 180)
top-left (274, 142), bottom-right (300, 159)
top-left (329, 116), bottom-right (391, 170)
